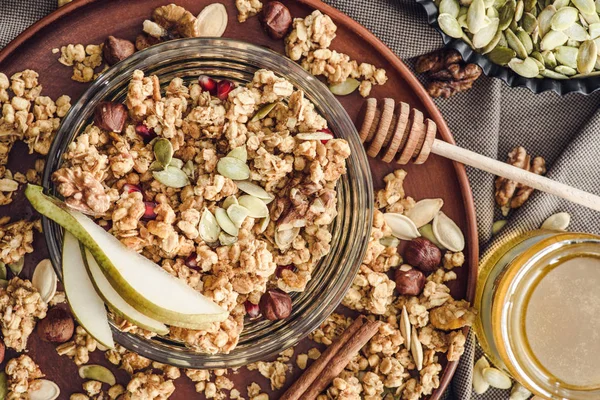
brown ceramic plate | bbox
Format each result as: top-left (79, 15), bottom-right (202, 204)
top-left (0, 0), bottom-right (478, 398)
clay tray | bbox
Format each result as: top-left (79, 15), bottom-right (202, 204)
top-left (0, 0), bottom-right (478, 398)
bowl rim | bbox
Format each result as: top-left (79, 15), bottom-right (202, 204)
top-left (41, 37), bottom-right (374, 368)
top-left (416, 0), bottom-right (600, 95)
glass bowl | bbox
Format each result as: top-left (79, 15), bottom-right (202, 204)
top-left (416, 0), bottom-right (600, 95)
top-left (42, 38), bottom-right (373, 368)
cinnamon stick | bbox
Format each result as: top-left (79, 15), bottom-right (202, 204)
top-left (280, 315), bottom-right (381, 400)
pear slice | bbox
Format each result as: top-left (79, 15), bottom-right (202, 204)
top-left (81, 247), bottom-right (169, 335)
top-left (62, 232), bottom-right (115, 349)
top-left (26, 185), bottom-right (228, 329)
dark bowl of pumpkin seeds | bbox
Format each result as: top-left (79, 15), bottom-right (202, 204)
top-left (417, 0), bottom-right (600, 94)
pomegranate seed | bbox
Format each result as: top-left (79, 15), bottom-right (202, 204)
top-left (123, 183), bottom-right (142, 194)
top-left (319, 128), bottom-right (333, 144)
top-left (142, 201), bottom-right (158, 220)
top-left (185, 252), bottom-right (199, 270)
top-left (198, 75), bottom-right (218, 96)
top-left (135, 123), bottom-right (156, 143)
top-left (276, 265), bottom-right (294, 278)
top-left (244, 301), bottom-right (260, 318)
top-left (216, 79), bottom-right (235, 100)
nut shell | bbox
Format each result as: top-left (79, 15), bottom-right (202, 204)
top-left (394, 267), bottom-right (426, 296)
top-left (404, 237), bottom-right (442, 273)
top-left (37, 307), bottom-right (75, 343)
top-left (103, 36), bottom-right (136, 66)
top-left (259, 289), bottom-right (292, 321)
top-left (94, 101), bottom-right (128, 133)
top-left (260, 1), bottom-right (293, 39)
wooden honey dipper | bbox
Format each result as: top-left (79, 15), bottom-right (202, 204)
top-left (359, 98), bottom-right (600, 213)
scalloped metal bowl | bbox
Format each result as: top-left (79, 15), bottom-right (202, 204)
top-left (417, 0), bottom-right (600, 94)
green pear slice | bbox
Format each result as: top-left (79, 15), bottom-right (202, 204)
top-left (82, 247), bottom-right (169, 335)
top-left (26, 184), bottom-right (228, 329)
top-left (62, 232), bottom-right (115, 349)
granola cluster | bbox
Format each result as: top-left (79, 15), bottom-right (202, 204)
top-left (316, 169), bottom-right (476, 400)
top-left (56, 326), bottom-right (99, 366)
top-left (235, 0), bottom-right (263, 22)
top-left (57, 44), bottom-right (105, 83)
top-left (0, 218), bottom-right (40, 265)
top-left (5, 355), bottom-right (44, 400)
top-left (53, 68), bottom-right (350, 354)
top-left (285, 11), bottom-right (388, 97)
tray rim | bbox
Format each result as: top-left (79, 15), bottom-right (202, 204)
top-left (0, 0), bottom-right (480, 398)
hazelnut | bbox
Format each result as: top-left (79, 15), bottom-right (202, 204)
top-left (103, 36), bottom-right (136, 66)
top-left (37, 307), bottom-right (74, 343)
top-left (260, 1), bottom-right (293, 40)
top-left (394, 265), bottom-right (426, 296)
top-left (94, 101), bottom-right (127, 133)
top-left (259, 289), bottom-right (292, 321)
top-left (404, 237), bottom-right (442, 273)
top-left (135, 33), bottom-right (161, 51)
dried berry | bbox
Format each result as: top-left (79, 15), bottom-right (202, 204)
top-left (319, 128), bottom-right (333, 144)
top-left (94, 101), bottom-right (127, 133)
top-left (259, 289), bottom-right (292, 321)
top-left (394, 265), bottom-right (426, 296)
top-left (275, 265), bottom-right (294, 278)
top-left (142, 201), bottom-right (158, 220)
top-left (122, 183), bottom-right (141, 194)
top-left (0, 341), bottom-right (5, 364)
top-left (245, 300), bottom-right (260, 318)
top-left (404, 237), bottom-right (442, 273)
top-left (185, 252), bottom-right (199, 270)
top-left (135, 123), bottom-right (156, 142)
top-left (216, 79), bottom-right (235, 100)
top-left (103, 36), bottom-right (136, 66)
top-left (260, 1), bottom-right (293, 39)
top-left (198, 75), bottom-right (218, 96)
top-left (37, 307), bottom-right (74, 343)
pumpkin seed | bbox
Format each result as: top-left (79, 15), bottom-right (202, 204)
top-left (226, 146), bottom-right (247, 163)
top-left (482, 29), bottom-right (504, 52)
top-left (459, 5), bottom-right (469, 16)
top-left (595, 36), bottom-right (600, 53)
top-left (296, 132), bottom-right (335, 141)
top-left (226, 204), bottom-right (249, 228)
top-left (432, 211), bottom-right (465, 251)
top-left (400, 305), bottom-right (412, 350)
top-left (542, 49), bottom-right (559, 66)
top-left (488, 45), bottom-right (517, 64)
top-left (499, 31), bottom-right (509, 46)
top-left (440, 0), bottom-right (462, 17)
top-left (0, 263), bottom-right (5, 280)
top-left (29, 379), bottom-right (60, 400)
top-left (79, 365), bottom-right (116, 386)
top-left (538, 5), bottom-right (557, 36)
top-left (383, 213), bottom-right (421, 240)
top-left (0, 372), bottom-right (6, 400)
top-left (235, 180), bottom-right (273, 200)
top-left (182, 160), bottom-right (195, 180)
top-left (32, 259), bottom-right (57, 303)
top-left (482, 367), bottom-right (513, 389)
top-left (509, 55), bottom-right (540, 76)
top-left (555, 65), bottom-right (577, 74)
top-left (196, 3), bottom-right (228, 37)
top-left (555, 45), bottom-right (579, 66)
top-left (499, 0), bottom-right (517, 30)
top-left (468, 0), bottom-right (488, 32)
top-left (588, 22), bottom-right (600, 37)
top-left (580, 12), bottom-right (590, 26)
top-left (8, 257), bottom-right (24, 276)
top-left (405, 198), bottom-right (444, 228)
top-left (439, 13), bottom-right (466, 37)
top-left (217, 157), bottom-right (250, 180)
top-left (474, 17), bottom-right (500, 47)
top-left (551, 7), bottom-right (579, 30)
top-left (410, 326), bottom-right (424, 371)
top-left (275, 227), bottom-right (300, 250)
top-left (572, 0), bottom-right (595, 14)
top-left (199, 208), bottom-right (221, 243)
top-left (522, 12), bottom-right (539, 32)
top-left (222, 195), bottom-right (238, 209)
top-left (517, 29), bottom-right (535, 53)
top-left (462, 32), bottom-right (476, 47)
top-left (541, 211), bottom-right (571, 230)
top-left (257, 216), bottom-right (270, 234)
top-left (219, 232), bottom-right (238, 246)
top-left (380, 236), bottom-right (401, 247)
top-left (510, 383), bottom-right (533, 400)
top-left (581, 10), bottom-right (600, 24)
top-left (577, 39), bottom-right (597, 72)
top-left (251, 102), bottom-right (277, 122)
top-left (153, 166), bottom-right (190, 188)
top-left (487, 7), bottom-right (499, 18)
top-left (473, 357), bottom-right (491, 394)
top-left (215, 207), bottom-right (239, 236)
top-left (555, 0), bottom-right (570, 7)
top-left (169, 158), bottom-right (183, 169)
top-left (541, 68), bottom-right (569, 77)
top-left (495, 0), bottom-right (508, 7)
top-left (492, 219), bottom-right (508, 235)
top-left (153, 138), bottom-right (173, 168)
top-left (458, 13), bottom-right (469, 28)
top-left (0, 280), bottom-right (8, 289)
top-left (328, 78), bottom-right (360, 96)
top-left (418, 224), bottom-right (447, 249)
top-left (531, 50), bottom-right (545, 63)
top-left (566, 23), bottom-right (589, 41)
top-left (524, 0), bottom-right (537, 11)
top-left (506, 28), bottom-right (530, 57)
top-left (540, 29), bottom-right (569, 49)
top-left (238, 195), bottom-right (269, 218)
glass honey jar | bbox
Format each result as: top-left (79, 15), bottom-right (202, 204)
top-left (474, 230), bottom-right (600, 399)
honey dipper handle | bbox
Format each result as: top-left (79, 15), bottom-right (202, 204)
top-left (431, 140), bottom-right (600, 213)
